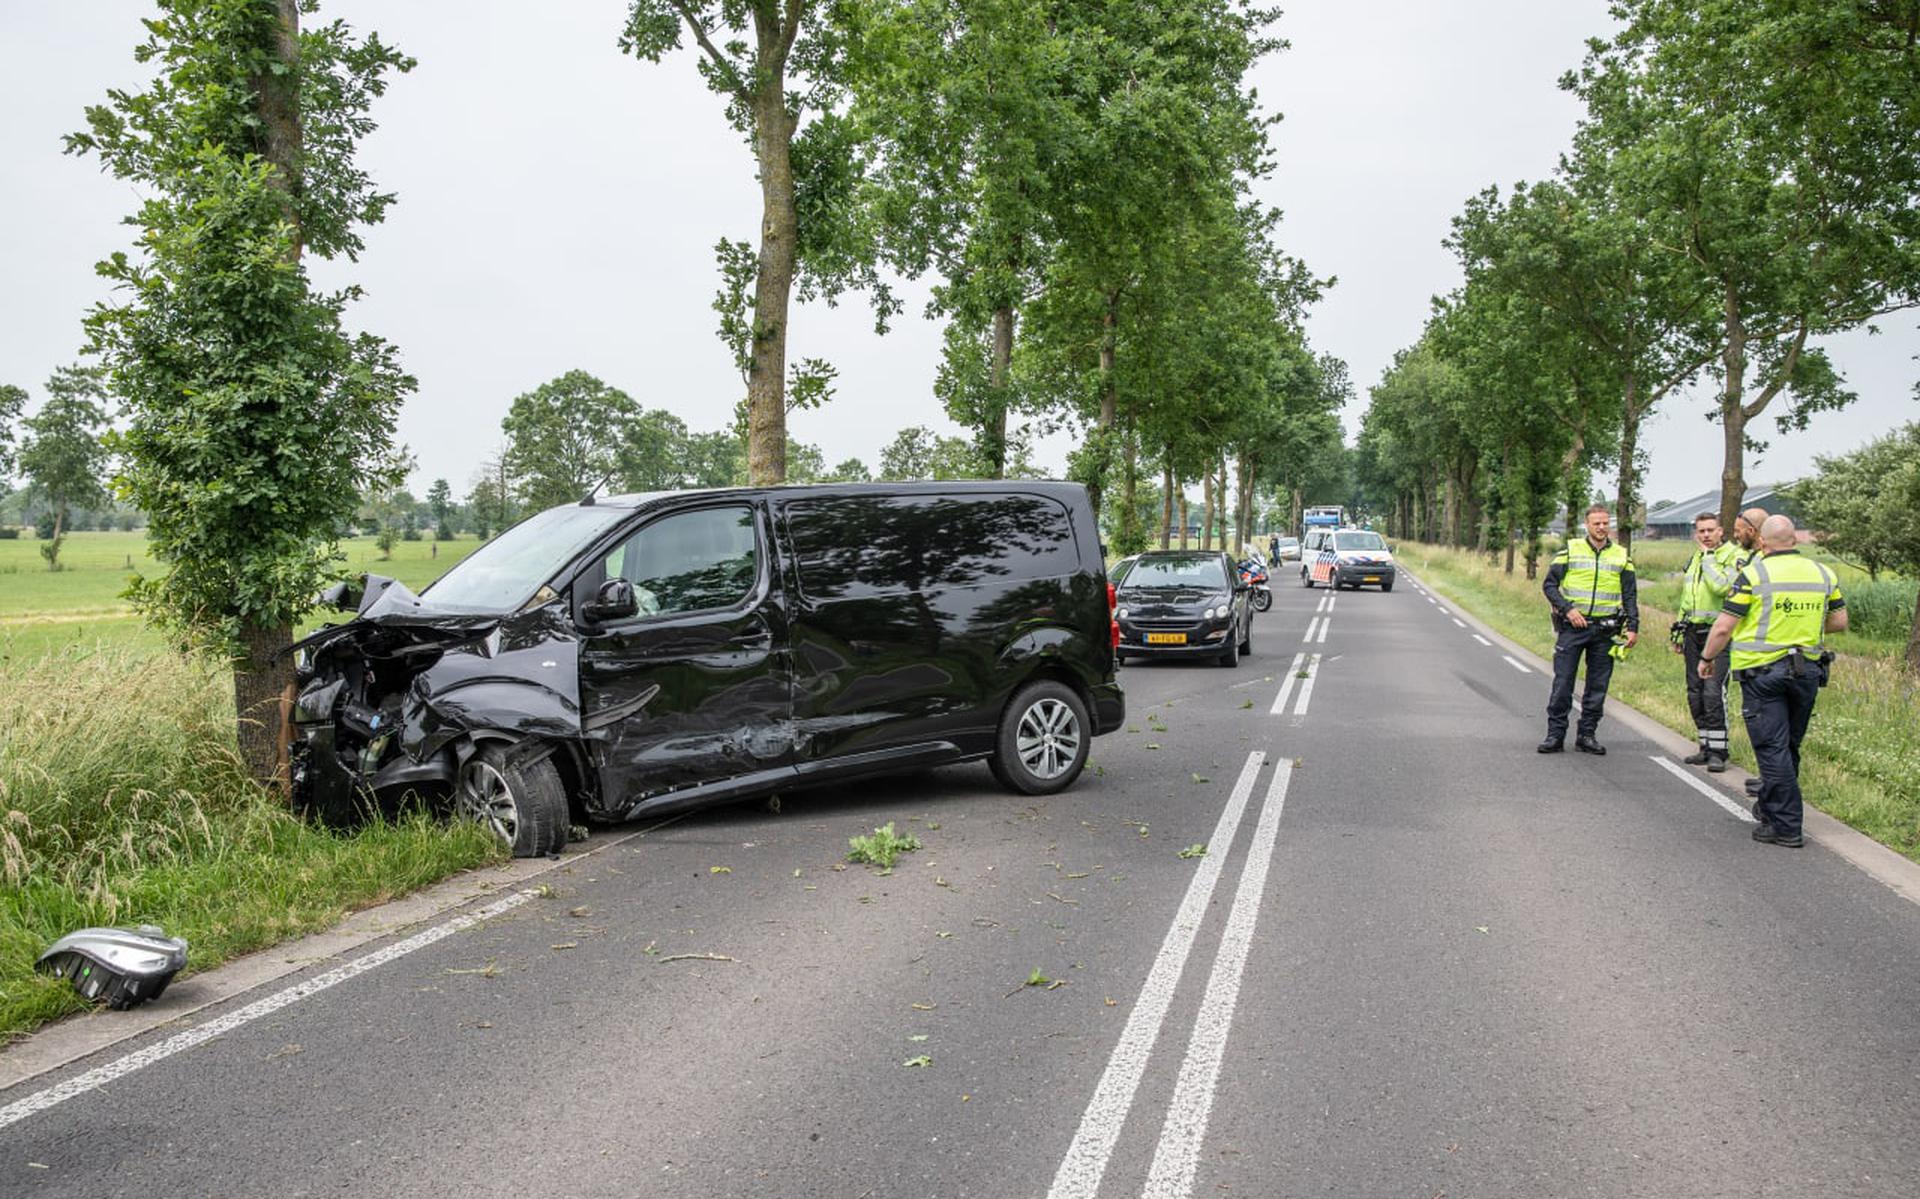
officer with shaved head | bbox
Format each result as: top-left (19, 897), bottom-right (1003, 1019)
top-left (1699, 515), bottom-right (1846, 847)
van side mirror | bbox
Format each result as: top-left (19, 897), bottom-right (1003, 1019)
top-left (583, 577), bottom-right (639, 623)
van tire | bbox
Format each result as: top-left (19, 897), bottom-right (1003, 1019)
top-left (456, 744), bottom-right (568, 858)
top-left (991, 681), bottom-right (1090, 796)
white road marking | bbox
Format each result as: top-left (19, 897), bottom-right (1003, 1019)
top-left (1501, 655), bottom-right (1532, 674)
top-left (1650, 756), bottom-right (1758, 824)
top-left (1314, 595), bottom-right (1329, 613)
top-left (1269, 653), bottom-right (1308, 714)
top-left (1293, 653), bottom-right (1323, 715)
top-left (1301, 617), bottom-right (1320, 643)
top-left (1315, 618), bottom-right (1330, 644)
top-left (1142, 761), bottom-right (1295, 1199)
top-left (1227, 674), bottom-right (1275, 691)
top-left (1425, 595), bottom-right (1436, 605)
top-left (0, 890), bottom-right (533, 1132)
top-left (1044, 753), bottom-right (1268, 1199)
top-left (1471, 634), bottom-right (1492, 646)
top-left (1437, 606), bottom-right (1450, 615)
top-left (1326, 594), bottom-right (1336, 610)
top-left (1451, 618), bottom-right (1466, 628)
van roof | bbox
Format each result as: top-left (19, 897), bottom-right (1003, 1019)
top-left (596, 479), bottom-right (1089, 509)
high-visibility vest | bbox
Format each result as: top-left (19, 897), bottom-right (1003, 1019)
top-left (1554, 538), bottom-right (1630, 617)
top-left (1727, 552), bottom-right (1842, 672)
top-left (1680, 542), bottom-right (1741, 623)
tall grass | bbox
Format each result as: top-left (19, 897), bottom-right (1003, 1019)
top-left (1405, 544), bottom-right (1920, 863)
top-left (0, 643), bottom-right (502, 1036)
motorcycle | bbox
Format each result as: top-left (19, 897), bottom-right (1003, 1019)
top-left (1237, 556), bottom-right (1273, 612)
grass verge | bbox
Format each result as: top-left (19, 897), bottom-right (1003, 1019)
top-left (0, 643), bottom-right (504, 1038)
top-left (1405, 543), bottom-right (1920, 865)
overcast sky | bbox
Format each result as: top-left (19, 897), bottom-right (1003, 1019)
top-left (3, 1), bottom-right (1914, 508)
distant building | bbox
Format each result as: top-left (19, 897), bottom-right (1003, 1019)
top-left (1640, 484), bottom-right (1800, 540)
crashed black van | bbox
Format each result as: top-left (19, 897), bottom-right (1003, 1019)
top-left (290, 481), bottom-right (1125, 855)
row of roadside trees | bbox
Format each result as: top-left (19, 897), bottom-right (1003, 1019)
top-left (1355, 1), bottom-right (1920, 579)
top-left (58, 0), bottom-right (1350, 789)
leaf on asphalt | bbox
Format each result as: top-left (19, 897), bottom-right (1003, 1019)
top-left (550, 942), bottom-right (578, 951)
top-left (911, 1002), bottom-right (937, 1010)
top-left (1026, 968), bottom-right (1051, 987)
top-left (568, 906), bottom-right (591, 918)
top-left (793, 868), bottom-right (803, 877)
top-left (710, 865), bottom-right (731, 874)
top-left (526, 883), bottom-right (556, 899)
top-left (1475, 926), bottom-right (1490, 935)
top-left (1065, 871), bottom-right (1090, 879)
top-left (903, 1055), bottom-right (933, 1068)
top-left (908, 1034), bottom-right (929, 1042)
top-left (1046, 979), bottom-right (1067, 991)
top-left (1240, 699), bottom-right (1254, 709)
top-left (1190, 773), bottom-right (1210, 784)
top-left (444, 960), bottom-right (500, 977)
top-left (657, 952), bottom-right (735, 964)
top-left (1177, 844), bottom-right (1207, 859)
top-left (1145, 743), bottom-right (1161, 751)
top-left (1104, 997), bottom-right (1118, 1006)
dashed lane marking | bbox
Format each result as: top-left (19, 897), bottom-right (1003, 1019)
top-left (1315, 618), bottom-right (1330, 644)
top-left (1451, 618), bottom-right (1466, 628)
top-left (1501, 655), bottom-right (1532, 674)
top-left (1270, 653), bottom-right (1308, 714)
top-left (1292, 653), bottom-right (1323, 715)
top-left (1142, 760), bottom-right (1296, 1198)
top-left (1650, 756), bottom-right (1758, 824)
top-left (1471, 634), bottom-right (1492, 646)
top-left (1302, 617), bottom-right (1320, 643)
top-left (0, 890), bottom-right (534, 1132)
top-left (1044, 753), bottom-right (1268, 1199)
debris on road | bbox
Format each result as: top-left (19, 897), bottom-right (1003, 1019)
top-left (1178, 844), bottom-right (1208, 859)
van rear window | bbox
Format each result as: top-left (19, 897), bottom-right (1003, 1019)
top-left (785, 493), bottom-right (1076, 600)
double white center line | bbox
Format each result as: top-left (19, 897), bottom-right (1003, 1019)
top-left (1269, 651), bottom-right (1321, 716)
top-left (1045, 753), bottom-right (1296, 1199)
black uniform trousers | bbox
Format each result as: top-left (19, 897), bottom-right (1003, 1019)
top-left (1739, 659), bottom-right (1822, 838)
top-left (1681, 623), bottom-right (1731, 752)
top-left (1545, 618), bottom-right (1616, 741)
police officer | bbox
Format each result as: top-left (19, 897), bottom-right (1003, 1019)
top-left (1538, 503), bottom-right (1639, 754)
top-left (1730, 506), bottom-right (1768, 568)
top-left (1674, 512), bottom-right (1741, 770)
top-left (1698, 515), bottom-right (1846, 847)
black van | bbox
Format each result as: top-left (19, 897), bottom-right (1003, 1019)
top-left (289, 481), bottom-right (1125, 855)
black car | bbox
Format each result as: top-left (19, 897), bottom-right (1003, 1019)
top-left (290, 482), bottom-right (1125, 855)
top-left (1113, 550), bottom-right (1254, 667)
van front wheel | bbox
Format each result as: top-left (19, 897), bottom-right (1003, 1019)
top-left (991, 681), bottom-right (1091, 796)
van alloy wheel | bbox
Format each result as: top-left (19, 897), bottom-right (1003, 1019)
top-left (455, 744), bottom-right (569, 858)
top-left (457, 758), bottom-right (520, 847)
top-left (991, 681), bottom-right (1091, 796)
top-left (1017, 697), bottom-right (1081, 781)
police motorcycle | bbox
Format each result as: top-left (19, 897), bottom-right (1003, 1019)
top-left (1237, 554), bottom-right (1274, 612)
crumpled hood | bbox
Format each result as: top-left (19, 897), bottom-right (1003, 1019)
top-left (290, 574), bottom-right (503, 656)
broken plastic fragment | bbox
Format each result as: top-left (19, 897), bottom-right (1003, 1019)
top-left (35, 925), bottom-right (189, 1011)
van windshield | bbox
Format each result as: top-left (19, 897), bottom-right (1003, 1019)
top-left (1334, 531), bottom-right (1387, 552)
top-left (1124, 555), bottom-right (1228, 589)
top-left (420, 505), bottom-right (628, 612)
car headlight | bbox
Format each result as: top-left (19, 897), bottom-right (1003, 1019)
top-left (1116, 608), bottom-right (1128, 620)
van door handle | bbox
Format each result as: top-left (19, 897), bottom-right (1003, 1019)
top-left (729, 629), bottom-right (772, 649)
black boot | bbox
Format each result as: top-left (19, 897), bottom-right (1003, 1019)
top-left (1752, 824), bottom-right (1804, 848)
top-left (1575, 735), bottom-right (1606, 755)
top-left (1683, 746), bottom-right (1711, 765)
top-left (1745, 777), bottom-right (1762, 796)
top-left (1706, 752), bottom-right (1729, 773)
top-left (1536, 736), bottom-right (1564, 754)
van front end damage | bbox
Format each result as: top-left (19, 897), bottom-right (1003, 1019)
top-left (288, 576), bottom-right (590, 847)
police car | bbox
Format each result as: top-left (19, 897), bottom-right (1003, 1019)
top-left (1301, 528), bottom-right (1397, 591)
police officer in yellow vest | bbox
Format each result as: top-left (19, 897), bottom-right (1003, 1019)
top-left (1673, 512), bottom-right (1742, 770)
top-left (1539, 503), bottom-right (1639, 754)
top-left (1698, 515), bottom-right (1846, 848)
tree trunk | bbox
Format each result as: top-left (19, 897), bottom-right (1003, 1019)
top-left (1086, 293), bottom-right (1119, 516)
top-left (1616, 371), bottom-right (1641, 552)
top-left (1161, 452), bottom-right (1174, 548)
top-left (1717, 281), bottom-right (1748, 530)
top-left (1906, 596), bottom-right (1920, 676)
top-left (1118, 420), bottom-right (1139, 550)
top-left (234, 619), bottom-right (295, 795)
top-left (1443, 469), bottom-right (1458, 548)
top-left (1200, 471), bottom-right (1214, 550)
top-left (1505, 529), bottom-right (1516, 575)
top-left (1179, 492), bottom-right (1189, 550)
top-left (985, 304), bottom-right (1014, 477)
top-left (252, 0), bottom-right (303, 253)
top-left (746, 93), bottom-right (798, 486)
top-left (1290, 486), bottom-right (1302, 537)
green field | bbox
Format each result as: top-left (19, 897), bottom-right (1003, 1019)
top-left (0, 531), bottom-right (500, 1036)
top-left (0, 531), bottom-right (482, 661)
top-left (1404, 542), bottom-right (1920, 865)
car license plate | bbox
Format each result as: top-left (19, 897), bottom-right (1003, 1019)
top-left (1363, 575), bottom-right (1380, 583)
top-left (1146, 632), bottom-right (1186, 645)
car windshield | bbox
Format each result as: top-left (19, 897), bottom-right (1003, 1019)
top-left (1124, 555), bottom-right (1228, 589)
top-left (1335, 531), bottom-right (1388, 552)
top-left (420, 504), bottom-right (629, 612)
top-left (1278, 537), bottom-right (1298, 548)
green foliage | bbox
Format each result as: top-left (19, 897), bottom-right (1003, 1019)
top-left (17, 365), bottom-right (112, 569)
top-left (878, 425), bottom-right (982, 481)
top-left (70, 1), bottom-right (415, 654)
top-left (501, 370), bottom-right (639, 511)
top-left (1793, 422), bottom-right (1920, 667)
top-left (0, 382), bottom-right (24, 481)
top-left (847, 821), bottom-right (923, 869)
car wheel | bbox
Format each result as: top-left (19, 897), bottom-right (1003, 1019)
top-left (1219, 629), bottom-right (1241, 667)
top-left (1239, 614), bottom-right (1253, 655)
top-left (1300, 568), bottom-right (1314, 589)
top-left (455, 743), bottom-right (568, 858)
top-left (1381, 579), bottom-right (1394, 592)
top-left (991, 681), bottom-right (1090, 796)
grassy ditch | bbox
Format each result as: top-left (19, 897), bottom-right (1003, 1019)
top-left (0, 643), bottom-right (503, 1038)
top-left (1404, 543), bottom-right (1920, 865)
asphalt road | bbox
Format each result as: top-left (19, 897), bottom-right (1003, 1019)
top-left (7, 571), bottom-right (1920, 1198)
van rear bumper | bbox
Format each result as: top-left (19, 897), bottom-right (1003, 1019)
top-left (1090, 680), bottom-right (1126, 735)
